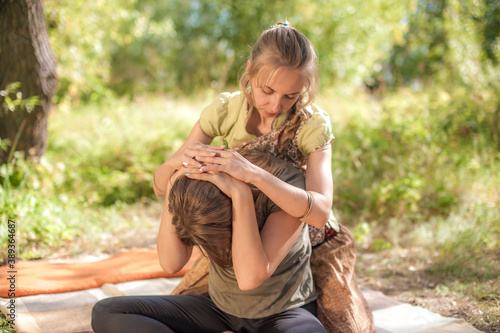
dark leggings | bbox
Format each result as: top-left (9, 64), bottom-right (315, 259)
top-left (92, 294), bottom-right (326, 333)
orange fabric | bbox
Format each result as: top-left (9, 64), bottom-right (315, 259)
top-left (0, 248), bottom-right (200, 297)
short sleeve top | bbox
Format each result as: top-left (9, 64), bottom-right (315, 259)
top-left (199, 92), bottom-right (334, 162)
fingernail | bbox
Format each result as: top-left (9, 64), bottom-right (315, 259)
top-left (185, 173), bottom-right (191, 176)
top-left (182, 162), bottom-right (189, 166)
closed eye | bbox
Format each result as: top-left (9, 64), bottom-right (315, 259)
top-left (262, 86), bottom-right (300, 100)
top-left (262, 87), bottom-right (273, 95)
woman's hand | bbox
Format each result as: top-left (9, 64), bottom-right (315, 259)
top-left (185, 170), bottom-right (248, 199)
top-left (167, 141), bottom-right (225, 171)
top-left (193, 149), bottom-right (262, 184)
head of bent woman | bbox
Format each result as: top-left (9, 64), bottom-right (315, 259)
top-left (168, 150), bottom-right (288, 268)
top-left (168, 176), bottom-right (233, 268)
top-left (240, 22), bottom-right (319, 118)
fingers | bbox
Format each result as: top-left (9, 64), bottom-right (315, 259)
top-left (194, 149), bottom-right (237, 164)
top-left (184, 172), bottom-right (211, 181)
top-left (185, 170), bottom-right (225, 187)
top-left (181, 156), bottom-right (203, 168)
top-left (179, 144), bottom-right (233, 171)
top-left (194, 155), bottom-right (224, 165)
top-left (182, 165), bottom-right (205, 174)
top-left (199, 163), bottom-right (223, 172)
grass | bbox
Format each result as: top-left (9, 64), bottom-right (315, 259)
top-left (0, 84), bottom-right (499, 331)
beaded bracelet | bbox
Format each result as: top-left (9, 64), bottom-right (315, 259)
top-left (299, 191), bottom-right (313, 219)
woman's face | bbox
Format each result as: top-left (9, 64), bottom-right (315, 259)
top-left (251, 66), bottom-right (306, 121)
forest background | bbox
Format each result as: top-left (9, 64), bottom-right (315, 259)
top-left (1, 0), bottom-right (499, 331)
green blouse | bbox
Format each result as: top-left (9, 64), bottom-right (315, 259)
top-left (199, 91), bottom-right (334, 156)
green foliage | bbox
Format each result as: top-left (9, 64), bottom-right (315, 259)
top-left (1, 83), bottom-right (39, 113)
top-left (108, 0), bottom-right (304, 95)
top-left (43, 0), bottom-right (499, 103)
top-left (386, 0), bottom-right (499, 87)
top-left (0, 96), bottom-right (203, 259)
top-left (44, 0), bottom-right (134, 103)
top-left (0, 82), bottom-right (40, 164)
top-left (0, 312), bottom-right (16, 333)
top-left (332, 79), bottom-right (499, 224)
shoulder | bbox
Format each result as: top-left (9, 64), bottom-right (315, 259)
top-left (303, 104), bottom-right (332, 126)
top-left (199, 91), bottom-right (247, 137)
top-left (215, 91), bottom-right (246, 106)
top-left (297, 104), bottom-right (335, 155)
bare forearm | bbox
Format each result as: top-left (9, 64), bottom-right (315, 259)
top-left (252, 170), bottom-right (331, 229)
top-left (156, 185), bottom-right (192, 273)
top-left (231, 187), bottom-right (271, 290)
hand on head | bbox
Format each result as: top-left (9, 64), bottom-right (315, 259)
top-left (169, 141), bottom-right (225, 170)
top-left (183, 168), bottom-right (247, 199)
top-left (193, 148), bottom-right (260, 184)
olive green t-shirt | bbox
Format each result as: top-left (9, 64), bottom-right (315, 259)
top-left (208, 158), bottom-right (318, 319)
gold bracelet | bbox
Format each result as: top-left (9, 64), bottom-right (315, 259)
top-left (299, 191), bottom-right (313, 219)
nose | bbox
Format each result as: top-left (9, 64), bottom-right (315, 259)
top-left (271, 95), bottom-right (282, 113)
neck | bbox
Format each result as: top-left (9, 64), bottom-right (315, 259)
top-left (248, 109), bottom-right (273, 136)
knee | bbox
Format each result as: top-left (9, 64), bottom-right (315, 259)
top-left (91, 298), bottom-right (118, 332)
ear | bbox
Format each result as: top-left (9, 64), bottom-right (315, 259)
top-left (246, 60), bottom-right (252, 72)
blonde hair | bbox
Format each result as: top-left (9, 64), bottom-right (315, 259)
top-left (168, 150), bottom-right (287, 268)
top-left (239, 22), bottom-right (319, 159)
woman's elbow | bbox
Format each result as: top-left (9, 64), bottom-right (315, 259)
top-left (318, 208), bottom-right (331, 226)
top-left (158, 259), bottom-right (183, 275)
top-left (305, 210), bottom-right (329, 229)
top-left (153, 183), bottom-right (166, 198)
top-left (157, 250), bottom-right (187, 274)
top-left (236, 271), bottom-right (269, 291)
top-left (237, 277), bottom-right (264, 291)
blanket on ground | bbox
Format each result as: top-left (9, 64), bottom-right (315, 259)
top-left (0, 249), bottom-right (483, 333)
top-left (0, 248), bottom-right (200, 297)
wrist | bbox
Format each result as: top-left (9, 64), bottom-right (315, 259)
top-left (231, 182), bottom-right (252, 201)
top-left (251, 166), bottom-right (271, 188)
top-left (155, 164), bottom-right (176, 192)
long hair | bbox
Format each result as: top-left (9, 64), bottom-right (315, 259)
top-left (239, 22), bottom-right (319, 159)
top-left (168, 150), bottom-right (287, 268)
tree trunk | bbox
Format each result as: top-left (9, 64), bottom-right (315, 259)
top-left (0, 0), bottom-right (57, 164)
